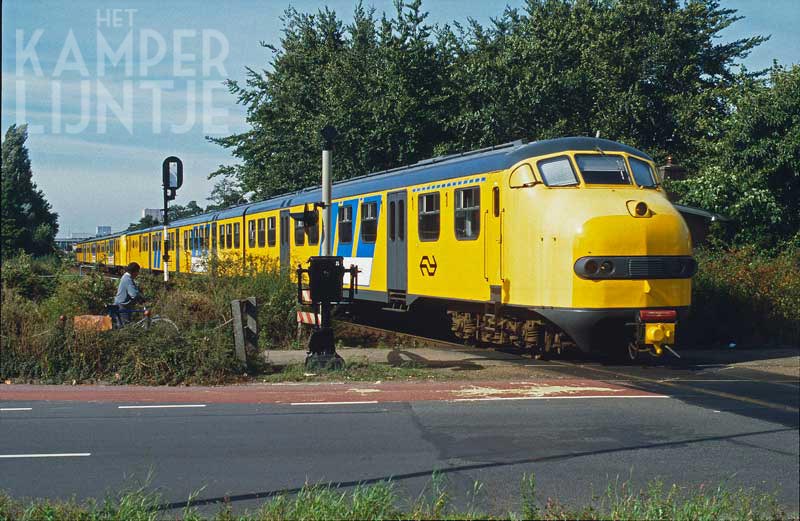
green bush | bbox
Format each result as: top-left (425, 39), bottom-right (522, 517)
top-left (0, 252), bottom-right (61, 301)
top-left (685, 246), bottom-right (800, 347)
top-left (0, 254), bottom-right (297, 384)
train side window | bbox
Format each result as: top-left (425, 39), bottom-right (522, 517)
top-left (389, 201), bottom-right (396, 241)
top-left (248, 220), bottom-right (256, 248)
top-left (183, 231), bottom-right (189, 250)
top-left (338, 205), bottom-right (353, 243)
top-left (492, 187), bottom-right (500, 217)
top-left (211, 225), bottom-right (217, 250)
top-left (294, 218), bottom-right (305, 246)
top-left (257, 218), bottom-right (266, 247)
top-left (306, 210), bottom-right (319, 245)
top-left (218, 224), bottom-right (225, 249)
top-left (537, 156), bottom-right (579, 186)
top-left (361, 201), bottom-right (378, 243)
top-left (418, 192), bottom-right (440, 241)
top-left (398, 200), bottom-right (405, 240)
top-left (455, 187), bottom-right (480, 240)
top-left (267, 217), bottom-right (276, 246)
top-left (233, 222), bottom-right (240, 249)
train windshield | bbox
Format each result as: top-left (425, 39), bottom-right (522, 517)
top-left (575, 154), bottom-right (631, 185)
top-left (629, 156), bottom-right (657, 188)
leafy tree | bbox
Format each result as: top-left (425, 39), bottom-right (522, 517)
top-left (1, 124), bottom-right (59, 257)
top-left (673, 65), bottom-right (800, 247)
top-left (209, 1), bottom-right (451, 198)
top-left (211, 0), bottom-right (764, 200)
top-left (125, 214), bottom-right (159, 232)
top-left (206, 175), bottom-right (245, 210)
top-left (167, 200), bottom-right (204, 221)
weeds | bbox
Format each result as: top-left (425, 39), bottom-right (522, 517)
top-left (0, 475), bottom-right (786, 520)
top-left (258, 357), bottom-right (442, 383)
top-left (1, 255), bottom-right (296, 385)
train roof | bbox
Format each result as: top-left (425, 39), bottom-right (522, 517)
top-left (77, 136), bottom-right (652, 241)
top-left (245, 136), bottom-right (652, 214)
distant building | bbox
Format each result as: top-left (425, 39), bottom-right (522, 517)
top-left (55, 232), bottom-right (91, 252)
top-left (96, 225), bottom-right (112, 236)
top-left (142, 208), bottom-right (164, 223)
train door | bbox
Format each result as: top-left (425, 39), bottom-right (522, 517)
top-left (173, 231), bottom-right (180, 273)
top-left (279, 209), bottom-right (290, 270)
top-left (154, 232), bottom-right (162, 270)
top-left (484, 184), bottom-right (504, 302)
top-left (146, 233), bottom-right (152, 270)
top-left (386, 191), bottom-right (407, 292)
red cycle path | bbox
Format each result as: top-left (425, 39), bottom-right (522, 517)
top-left (0, 379), bottom-right (664, 405)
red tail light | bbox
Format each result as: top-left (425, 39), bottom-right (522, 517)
top-left (640, 309), bottom-right (677, 322)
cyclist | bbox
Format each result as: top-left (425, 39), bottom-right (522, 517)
top-left (114, 262), bottom-right (144, 325)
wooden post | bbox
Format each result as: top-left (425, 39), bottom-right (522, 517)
top-left (231, 298), bottom-right (258, 364)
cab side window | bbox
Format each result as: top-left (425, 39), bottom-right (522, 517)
top-left (418, 193), bottom-right (440, 241)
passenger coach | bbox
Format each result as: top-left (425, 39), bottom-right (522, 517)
top-left (77, 137), bottom-right (695, 358)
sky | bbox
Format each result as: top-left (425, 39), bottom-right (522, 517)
top-left (2, 0), bottom-right (799, 236)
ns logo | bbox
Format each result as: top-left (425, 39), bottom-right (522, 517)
top-left (419, 255), bottom-right (438, 276)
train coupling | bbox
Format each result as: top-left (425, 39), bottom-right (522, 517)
top-left (629, 309), bottom-right (679, 359)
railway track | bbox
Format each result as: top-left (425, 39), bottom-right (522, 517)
top-left (333, 319), bottom-right (475, 352)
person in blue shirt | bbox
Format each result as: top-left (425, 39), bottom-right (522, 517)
top-left (114, 262), bottom-right (144, 324)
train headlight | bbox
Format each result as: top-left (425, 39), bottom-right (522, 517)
top-left (599, 260), bottom-right (614, 274)
top-left (635, 202), bottom-right (649, 216)
top-left (585, 260), bottom-right (598, 274)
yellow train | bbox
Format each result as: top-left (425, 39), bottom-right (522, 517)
top-left (76, 137), bottom-right (695, 358)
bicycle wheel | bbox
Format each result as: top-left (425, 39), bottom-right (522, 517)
top-left (148, 317), bottom-right (180, 335)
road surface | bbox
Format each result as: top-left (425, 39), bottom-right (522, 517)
top-left (1, 353), bottom-right (798, 515)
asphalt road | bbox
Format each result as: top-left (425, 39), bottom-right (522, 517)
top-left (1, 356), bottom-right (798, 516)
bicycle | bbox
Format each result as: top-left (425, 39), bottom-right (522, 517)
top-left (105, 304), bottom-right (179, 334)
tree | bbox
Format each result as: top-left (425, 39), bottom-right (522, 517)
top-left (209, 1), bottom-right (452, 198)
top-left (125, 214), bottom-right (159, 232)
top-left (673, 65), bottom-right (800, 247)
top-left (167, 200), bottom-right (205, 221)
top-left (1, 124), bottom-right (59, 257)
top-left (211, 0), bottom-right (765, 200)
top-left (206, 175), bottom-right (245, 211)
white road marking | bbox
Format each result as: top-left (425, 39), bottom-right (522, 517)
top-left (452, 395), bottom-right (670, 402)
top-left (117, 404), bottom-right (206, 409)
top-left (291, 401), bottom-right (379, 406)
top-left (0, 453), bottom-right (91, 459)
top-left (0, 408), bottom-right (32, 411)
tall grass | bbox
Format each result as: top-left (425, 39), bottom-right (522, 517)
top-left (0, 476), bottom-right (786, 520)
top-left (1, 255), bottom-right (297, 384)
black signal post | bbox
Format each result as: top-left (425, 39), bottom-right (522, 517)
top-left (295, 126), bottom-right (358, 370)
top-left (161, 156), bottom-right (183, 282)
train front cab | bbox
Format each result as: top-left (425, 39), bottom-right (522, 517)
top-left (501, 148), bottom-right (694, 358)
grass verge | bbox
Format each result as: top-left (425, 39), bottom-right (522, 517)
top-left (257, 357), bottom-right (448, 383)
top-left (0, 475), bottom-right (786, 520)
